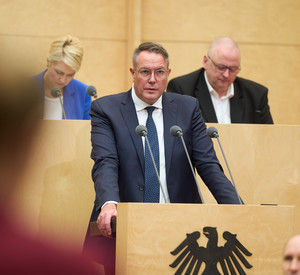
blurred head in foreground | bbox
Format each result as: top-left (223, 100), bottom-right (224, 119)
top-left (283, 235), bottom-right (300, 275)
top-left (0, 68), bottom-right (98, 274)
top-left (0, 70), bottom-right (42, 208)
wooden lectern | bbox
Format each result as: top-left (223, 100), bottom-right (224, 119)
top-left (116, 203), bottom-right (294, 275)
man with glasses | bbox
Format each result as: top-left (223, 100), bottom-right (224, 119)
top-left (83, 41), bottom-right (241, 274)
top-left (167, 37), bottom-right (273, 124)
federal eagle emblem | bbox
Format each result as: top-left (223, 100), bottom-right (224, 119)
top-left (170, 227), bottom-right (252, 275)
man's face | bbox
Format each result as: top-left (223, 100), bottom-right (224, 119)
top-left (46, 60), bottom-right (76, 89)
top-left (130, 51), bottom-right (170, 105)
top-left (283, 236), bottom-right (300, 275)
top-left (203, 46), bottom-right (240, 95)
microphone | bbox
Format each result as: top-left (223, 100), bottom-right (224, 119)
top-left (50, 87), bottom-right (66, 119)
top-left (206, 126), bottom-right (219, 138)
top-left (50, 87), bottom-right (62, 98)
top-left (135, 125), bottom-right (167, 203)
top-left (135, 125), bottom-right (147, 137)
top-left (170, 125), bottom-right (205, 204)
top-left (207, 126), bottom-right (243, 204)
top-left (86, 85), bottom-right (98, 99)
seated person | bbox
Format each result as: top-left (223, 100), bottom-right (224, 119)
top-left (33, 35), bottom-right (91, 120)
top-left (167, 37), bottom-right (273, 124)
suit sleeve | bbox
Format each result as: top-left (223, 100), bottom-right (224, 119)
top-left (90, 99), bottom-right (120, 211)
top-left (257, 88), bottom-right (273, 124)
top-left (238, 78), bottom-right (274, 124)
top-left (167, 72), bottom-right (200, 97)
top-left (167, 79), bottom-right (183, 94)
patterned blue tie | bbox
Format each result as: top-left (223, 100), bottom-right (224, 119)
top-left (144, 106), bottom-right (160, 202)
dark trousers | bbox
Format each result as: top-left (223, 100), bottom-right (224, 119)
top-left (83, 205), bottom-right (116, 275)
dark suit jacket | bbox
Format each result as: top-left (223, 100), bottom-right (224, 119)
top-left (84, 90), bottom-right (242, 271)
top-left (89, 89), bottom-right (241, 218)
top-left (167, 68), bottom-right (273, 124)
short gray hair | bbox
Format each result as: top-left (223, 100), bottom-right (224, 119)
top-left (208, 37), bottom-right (240, 58)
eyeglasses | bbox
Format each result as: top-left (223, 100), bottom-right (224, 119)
top-left (208, 55), bottom-right (240, 74)
top-left (136, 68), bottom-right (168, 80)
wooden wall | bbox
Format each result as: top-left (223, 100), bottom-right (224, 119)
top-left (0, 0), bottom-right (299, 124)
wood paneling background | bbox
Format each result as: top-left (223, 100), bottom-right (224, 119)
top-left (0, 0), bottom-right (299, 124)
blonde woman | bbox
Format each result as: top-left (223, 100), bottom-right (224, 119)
top-left (34, 35), bottom-right (91, 120)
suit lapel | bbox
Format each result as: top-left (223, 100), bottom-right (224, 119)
top-left (120, 90), bottom-right (145, 171)
top-left (119, 91), bottom-right (182, 176)
top-left (193, 69), bottom-right (218, 123)
top-left (162, 93), bottom-right (177, 177)
top-left (230, 81), bottom-right (244, 123)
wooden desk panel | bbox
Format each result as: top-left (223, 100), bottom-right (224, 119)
top-left (13, 121), bottom-right (300, 249)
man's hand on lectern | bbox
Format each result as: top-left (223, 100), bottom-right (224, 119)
top-left (97, 203), bottom-right (117, 238)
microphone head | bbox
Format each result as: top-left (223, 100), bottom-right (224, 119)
top-left (207, 127), bottom-right (219, 138)
top-left (135, 125), bottom-right (147, 137)
top-left (86, 85), bottom-right (97, 98)
top-left (50, 87), bottom-right (62, 98)
top-left (170, 125), bottom-right (183, 137)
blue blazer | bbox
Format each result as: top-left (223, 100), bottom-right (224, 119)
top-left (33, 70), bottom-right (91, 120)
top-left (89, 89), bottom-right (241, 216)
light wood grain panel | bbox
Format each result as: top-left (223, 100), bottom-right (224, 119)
top-left (200, 123), bottom-right (300, 228)
top-left (163, 42), bottom-right (207, 78)
top-left (238, 45), bottom-right (300, 125)
top-left (141, 0), bottom-right (300, 45)
top-left (77, 39), bottom-right (127, 96)
top-left (126, 0), bottom-right (142, 88)
top-left (13, 121), bottom-right (95, 249)
top-left (0, 0), bottom-right (126, 39)
top-left (116, 203), bottom-right (294, 274)
top-left (0, 35), bottom-right (50, 76)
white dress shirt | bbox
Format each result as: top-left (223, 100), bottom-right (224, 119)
top-left (204, 71), bottom-right (234, 124)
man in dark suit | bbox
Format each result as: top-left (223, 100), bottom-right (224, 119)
top-left (84, 42), bottom-right (241, 274)
top-left (167, 37), bottom-right (273, 124)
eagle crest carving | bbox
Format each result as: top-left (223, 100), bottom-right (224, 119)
top-left (170, 227), bottom-right (252, 275)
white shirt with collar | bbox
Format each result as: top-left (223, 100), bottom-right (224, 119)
top-left (204, 71), bottom-right (234, 124)
top-left (132, 86), bottom-right (170, 203)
